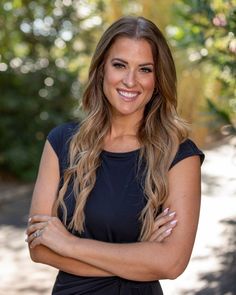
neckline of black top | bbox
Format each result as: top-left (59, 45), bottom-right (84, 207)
top-left (101, 148), bottom-right (140, 158)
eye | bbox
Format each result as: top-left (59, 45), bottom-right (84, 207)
top-left (112, 62), bottom-right (125, 69)
top-left (140, 67), bottom-right (153, 73)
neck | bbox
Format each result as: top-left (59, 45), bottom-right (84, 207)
top-left (109, 113), bottom-right (142, 138)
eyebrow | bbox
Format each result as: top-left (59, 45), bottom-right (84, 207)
top-left (111, 58), bottom-right (154, 67)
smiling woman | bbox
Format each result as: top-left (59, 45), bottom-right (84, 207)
top-left (26, 16), bottom-right (204, 295)
top-left (103, 37), bottom-right (155, 118)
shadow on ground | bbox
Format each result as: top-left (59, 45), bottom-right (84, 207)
top-left (0, 183), bottom-right (32, 228)
top-left (201, 173), bottom-right (222, 197)
top-left (184, 219), bottom-right (236, 295)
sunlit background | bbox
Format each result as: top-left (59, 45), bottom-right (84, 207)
top-left (0, 0), bottom-right (235, 294)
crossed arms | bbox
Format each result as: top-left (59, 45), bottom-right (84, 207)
top-left (27, 140), bottom-right (201, 281)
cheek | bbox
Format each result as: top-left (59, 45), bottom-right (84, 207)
top-left (103, 68), bottom-right (115, 88)
top-left (103, 74), bottom-right (116, 102)
top-left (143, 77), bottom-right (155, 93)
top-left (103, 71), bottom-right (122, 97)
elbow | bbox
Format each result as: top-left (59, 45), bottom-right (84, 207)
top-left (152, 258), bottom-right (188, 280)
top-left (163, 259), bottom-right (189, 280)
top-left (28, 247), bottom-right (42, 263)
top-left (164, 267), bottom-right (185, 280)
top-left (29, 250), bottom-right (39, 263)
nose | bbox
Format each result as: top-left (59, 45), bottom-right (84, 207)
top-left (122, 70), bottom-right (136, 88)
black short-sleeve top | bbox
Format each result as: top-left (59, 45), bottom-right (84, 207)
top-left (47, 122), bottom-right (205, 295)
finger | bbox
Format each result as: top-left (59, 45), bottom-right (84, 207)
top-left (153, 211), bottom-right (176, 231)
top-left (157, 228), bottom-right (173, 242)
top-left (26, 229), bottom-right (43, 244)
top-left (150, 228), bottom-right (173, 242)
top-left (155, 219), bottom-right (178, 236)
top-left (154, 208), bottom-right (169, 221)
top-left (155, 210), bottom-right (176, 223)
top-left (29, 233), bottom-right (42, 249)
top-left (26, 221), bottom-right (48, 236)
top-left (29, 215), bottom-right (52, 224)
top-left (159, 207), bottom-right (169, 217)
top-left (150, 219), bottom-right (178, 242)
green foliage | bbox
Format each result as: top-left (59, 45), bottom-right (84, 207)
top-left (2, 0), bottom-right (229, 179)
top-left (169, 0), bottom-right (236, 136)
top-left (0, 0), bottom-right (107, 180)
top-left (0, 0), bottom-right (182, 180)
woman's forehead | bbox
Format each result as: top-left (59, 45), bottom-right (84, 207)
top-left (106, 37), bottom-right (154, 63)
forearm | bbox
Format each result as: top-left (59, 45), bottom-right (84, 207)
top-left (68, 237), bottom-right (181, 281)
top-left (29, 245), bottom-right (114, 277)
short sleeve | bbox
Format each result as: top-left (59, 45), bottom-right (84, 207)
top-left (169, 139), bottom-right (205, 170)
top-left (46, 122), bottom-right (79, 175)
top-left (47, 124), bottom-right (65, 159)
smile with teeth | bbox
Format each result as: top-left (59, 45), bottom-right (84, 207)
top-left (117, 89), bottom-right (140, 100)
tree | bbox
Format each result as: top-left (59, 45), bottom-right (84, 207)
top-left (0, 0), bottom-right (202, 180)
top-left (169, 0), bottom-right (236, 137)
top-left (0, 0), bottom-right (107, 180)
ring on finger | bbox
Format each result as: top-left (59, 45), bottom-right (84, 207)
top-left (33, 229), bottom-right (42, 238)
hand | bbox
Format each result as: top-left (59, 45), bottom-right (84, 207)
top-left (149, 208), bottom-right (177, 242)
top-left (26, 215), bottom-right (75, 256)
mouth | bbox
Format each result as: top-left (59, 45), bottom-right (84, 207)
top-left (117, 89), bottom-right (140, 101)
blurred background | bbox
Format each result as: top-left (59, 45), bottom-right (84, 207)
top-left (0, 0), bottom-right (235, 294)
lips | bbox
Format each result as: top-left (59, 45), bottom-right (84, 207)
top-left (117, 89), bottom-right (140, 101)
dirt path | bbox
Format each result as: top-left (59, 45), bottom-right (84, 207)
top-left (162, 138), bottom-right (236, 295)
top-left (0, 138), bottom-right (235, 295)
top-left (0, 184), bottom-right (57, 295)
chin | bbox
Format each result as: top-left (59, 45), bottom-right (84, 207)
top-left (114, 107), bottom-right (144, 117)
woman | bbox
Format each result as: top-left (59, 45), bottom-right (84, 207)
top-left (26, 16), bottom-right (204, 294)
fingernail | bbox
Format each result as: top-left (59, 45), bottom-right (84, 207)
top-left (166, 228), bottom-right (172, 234)
top-left (163, 208), bottom-right (169, 215)
top-left (168, 212), bottom-right (176, 217)
top-left (28, 217), bottom-right (32, 223)
top-left (170, 220), bottom-right (178, 225)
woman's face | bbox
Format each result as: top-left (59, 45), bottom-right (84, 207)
top-left (103, 37), bottom-right (155, 119)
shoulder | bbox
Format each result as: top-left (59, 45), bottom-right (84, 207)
top-left (169, 138), bottom-right (205, 170)
top-left (47, 121), bottom-right (79, 159)
top-left (47, 121), bottom-right (79, 141)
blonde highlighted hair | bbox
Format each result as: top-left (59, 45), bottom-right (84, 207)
top-left (53, 16), bottom-right (188, 241)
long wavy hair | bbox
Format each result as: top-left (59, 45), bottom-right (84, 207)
top-left (53, 16), bottom-right (189, 241)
